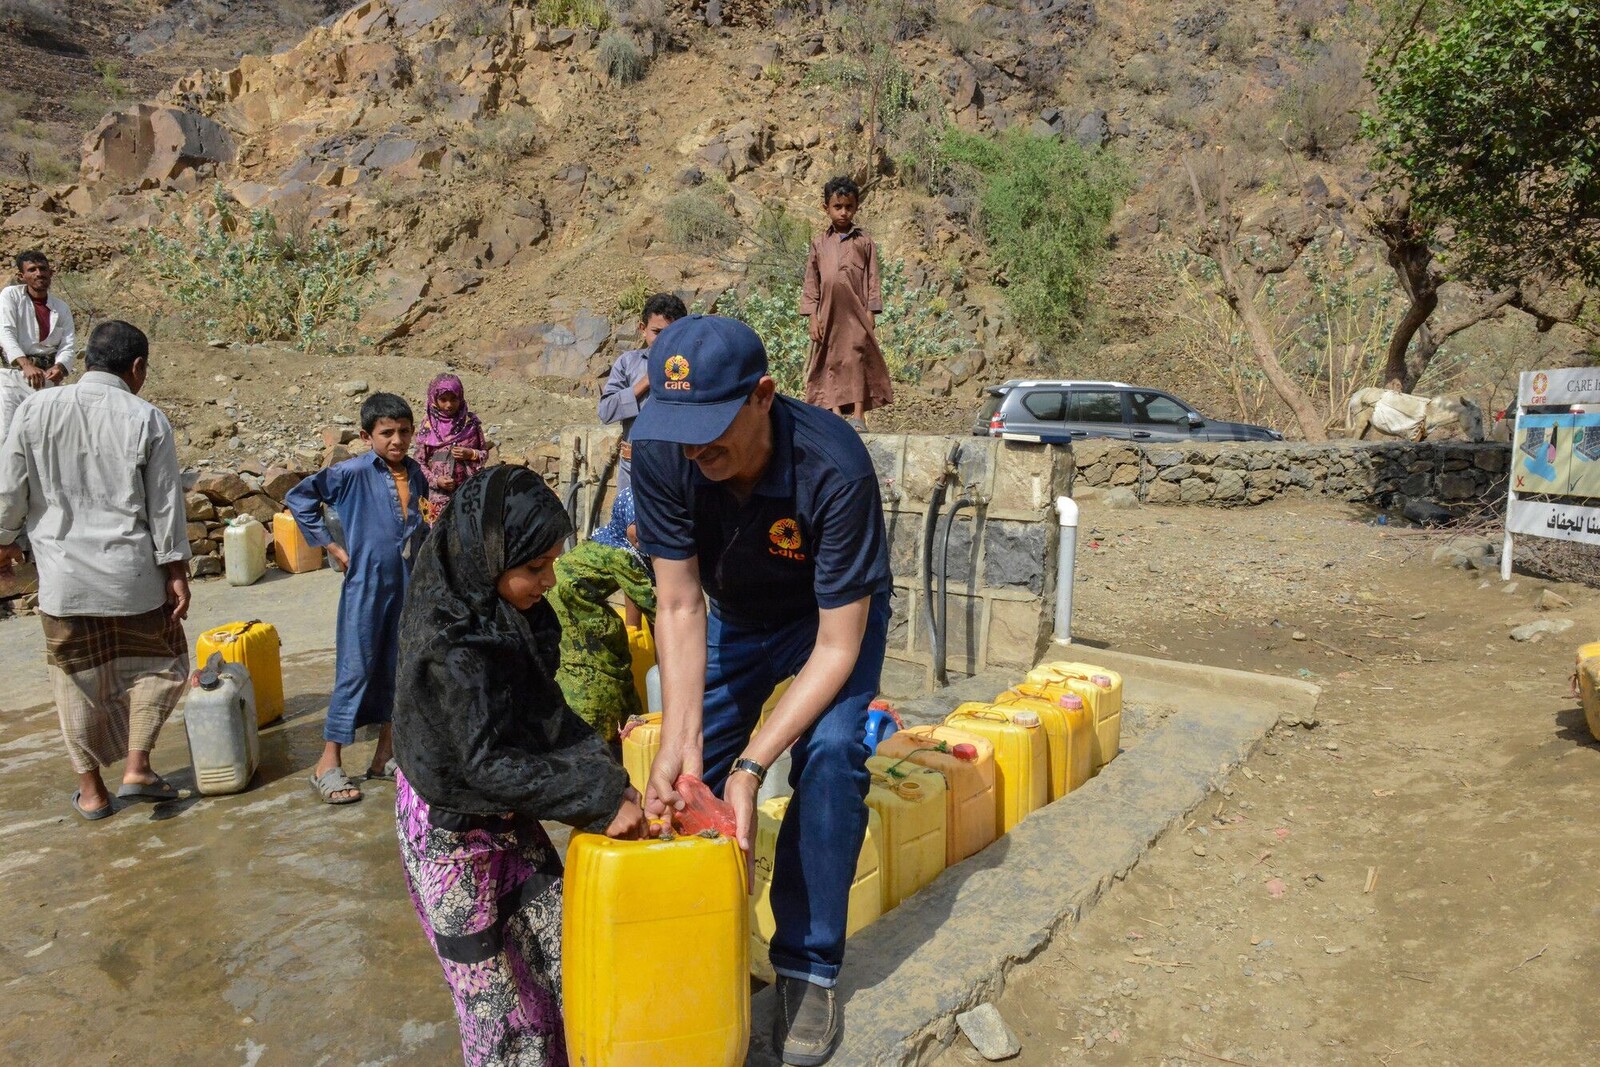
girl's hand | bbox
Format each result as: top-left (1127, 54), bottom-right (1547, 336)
top-left (604, 797), bottom-right (649, 839)
top-left (450, 445), bottom-right (476, 461)
top-left (435, 476), bottom-right (455, 491)
top-left (327, 544), bottom-right (350, 572)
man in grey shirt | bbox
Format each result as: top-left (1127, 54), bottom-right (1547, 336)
top-left (0, 320), bottom-right (192, 821)
top-left (597, 292), bottom-right (685, 490)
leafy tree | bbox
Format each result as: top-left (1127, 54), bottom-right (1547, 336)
top-left (1364, 0), bottom-right (1600, 290)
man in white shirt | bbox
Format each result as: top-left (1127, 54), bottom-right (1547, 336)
top-left (0, 250), bottom-right (75, 443)
top-left (0, 320), bottom-right (191, 821)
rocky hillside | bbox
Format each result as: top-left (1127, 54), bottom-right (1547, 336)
top-left (1, 0), bottom-right (1590, 440)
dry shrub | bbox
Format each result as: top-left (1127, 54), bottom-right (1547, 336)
top-left (598, 29), bottom-right (647, 84)
top-left (1278, 43), bottom-right (1367, 158)
top-left (662, 188), bottom-right (738, 253)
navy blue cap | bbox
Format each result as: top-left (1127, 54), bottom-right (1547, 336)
top-left (630, 315), bottom-right (769, 446)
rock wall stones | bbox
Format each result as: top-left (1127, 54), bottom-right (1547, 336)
top-left (1070, 439), bottom-right (1510, 509)
top-left (864, 434), bottom-right (1074, 680)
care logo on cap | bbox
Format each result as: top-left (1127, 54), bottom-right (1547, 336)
top-left (663, 354), bottom-right (691, 390)
top-left (768, 517), bottom-right (805, 561)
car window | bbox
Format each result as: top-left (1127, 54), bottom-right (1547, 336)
top-left (1021, 390), bottom-right (1065, 421)
top-left (1129, 391), bottom-right (1190, 424)
top-left (1067, 390), bottom-right (1123, 423)
top-left (980, 393), bottom-right (1005, 421)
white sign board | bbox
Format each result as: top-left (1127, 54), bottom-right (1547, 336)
top-left (1504, 367), bottom-right (1600, 576)
top-left (1518, 368), bottom-right (1600, 408)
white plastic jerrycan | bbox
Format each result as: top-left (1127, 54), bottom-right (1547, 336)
top-left (224, 515), bottom-right (267, 586)
top-left (184, 652), bottom-right (260, 795)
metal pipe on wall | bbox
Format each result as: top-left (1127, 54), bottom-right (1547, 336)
top-left (935, 496), bottom-right (974, 687)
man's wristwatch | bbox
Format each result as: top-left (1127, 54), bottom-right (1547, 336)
top-left (729, 757), bottom-right (767, 787)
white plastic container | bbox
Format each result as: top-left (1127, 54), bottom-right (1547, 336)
top-left (183, 652), bottom-right (260, 795)
top-left (224, 515), bottom-right (267, 587)
top-left (757, 747), bottom-right (793, 804)
top-left (646, 664), bottom-right (662, 716)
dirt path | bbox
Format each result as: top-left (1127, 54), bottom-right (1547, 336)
top-left (934, 498), bottom-right (1600, 1066)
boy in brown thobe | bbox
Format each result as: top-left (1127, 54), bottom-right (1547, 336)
top-left (800, 176), bottom-right (894, 430)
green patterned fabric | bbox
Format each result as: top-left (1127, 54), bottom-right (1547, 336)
top-left (547, 538), bottom-right (657, 741)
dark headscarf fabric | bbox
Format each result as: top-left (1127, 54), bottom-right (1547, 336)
top-left (393, 465), bottom-right (629, 825)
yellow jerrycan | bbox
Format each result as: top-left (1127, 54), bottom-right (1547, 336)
top-left (875, 725), bottom-right (998, 865)
top-left (194, 620), bottom-right (283, 728)
top-left (994, 684), bottom-right (1094, 799)
top-left (563, 828), bottom-right (749, 1067)
top-left (944, 702), bottom-right (1048, 834)
top-left (865, 755), bottom-right (948, 909)
top-left (610, 604), bottom-right (656, 709)
top-left (750, 797), bottom-right (882, 983)
top-left (1575, 642), bottom-right (1600, 742)
top-left (1024, 661), bottom-right (1124, 772)
top-left (619, 713), bottom-right (661, 797)
top-left (272, 511), bottom-right (324, 573)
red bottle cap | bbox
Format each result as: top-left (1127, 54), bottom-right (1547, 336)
top-left (951, 743), bottom-right (978, 762)
top-left (869, 698), bottom-right (892, 711)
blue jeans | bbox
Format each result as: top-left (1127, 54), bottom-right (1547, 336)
top-left (700, 592), bottom-right (891, 988)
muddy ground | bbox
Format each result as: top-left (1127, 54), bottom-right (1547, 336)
top-left (935, 501), bottom-right (1600, 1067)
top-left (2, 496), bottom-right (1596, 1065)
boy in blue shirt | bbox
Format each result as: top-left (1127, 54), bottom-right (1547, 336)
top-left (287, 393), bottom-right (428, 804)
top-left (631, 316), bottom-right (891, 1066)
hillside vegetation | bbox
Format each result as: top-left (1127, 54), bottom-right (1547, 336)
top-left (0, 0), bottom-right (1594, 440)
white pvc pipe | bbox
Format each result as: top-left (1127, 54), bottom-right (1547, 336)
top-left (1054, 496), bottom-right (1079, 643)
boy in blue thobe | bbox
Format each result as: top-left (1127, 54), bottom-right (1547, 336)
top-left (286, 393), bottom-right (427, 804)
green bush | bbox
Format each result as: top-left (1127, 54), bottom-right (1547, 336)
top-left (146, 187), bottom-right (385, 352)
top-left (662, 188), bottom-right (739, 254)
top-left (598, 29), bottom-right (647, 84)
top-left (939, 129), bottom-right (1127, 343)
top-left (724, 260), bottom-right (964, 396)
top-left (535, 0), bottom-right (609, 29)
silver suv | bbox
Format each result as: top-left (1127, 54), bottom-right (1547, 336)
top-left (976, 380), bottom-right (1284, 444)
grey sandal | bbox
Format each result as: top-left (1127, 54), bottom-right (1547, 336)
top-left (366, 757), bottom-right (398, 782)
top-left (309, 766), bottom-right (363, 805)
top-left (72, 790), bottom-right (114, 821)
top-left (116, 775), bottom-right (179, 803)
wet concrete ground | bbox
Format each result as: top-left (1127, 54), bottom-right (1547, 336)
top-left (0, 569), bottom-right (464, 1065)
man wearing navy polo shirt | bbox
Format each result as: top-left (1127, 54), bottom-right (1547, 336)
top-left (631, 315), bottom-right (891, 1066)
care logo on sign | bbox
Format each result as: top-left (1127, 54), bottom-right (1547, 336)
top-left (768, 517), bottom-right (806, 561)
top-left (663, 354), bottom-right (691, 391)
top-left (1532, 371), bottom-right (1549, 403)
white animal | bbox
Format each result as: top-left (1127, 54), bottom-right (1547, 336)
top-left (1346, 388), bottom-right (1485, 443)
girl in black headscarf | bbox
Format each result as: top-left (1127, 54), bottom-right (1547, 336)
top-left (392, 465), bottom-right (646, 1067)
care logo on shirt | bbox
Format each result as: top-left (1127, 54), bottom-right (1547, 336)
top-left (663, 354), bottom-right (691, 391)
top-left (768, 517), bottom-right (806, 561)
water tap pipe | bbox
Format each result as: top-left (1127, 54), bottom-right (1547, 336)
top-left (935, 495), bottom-right (975, 687)
top-left (1054, 496), bottom-right (1079, 642)
top-left (921, 444), bottom-right (962, 683)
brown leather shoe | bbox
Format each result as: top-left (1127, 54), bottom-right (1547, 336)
top-left (774, 976), bottom-right (840, 1066)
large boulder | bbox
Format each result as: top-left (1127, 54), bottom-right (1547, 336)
top-left (79, 105), bottom-right (236, 199)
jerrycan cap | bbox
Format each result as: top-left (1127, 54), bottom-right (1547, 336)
top-left (1010, 710), bottom-right (1041, 728)
top-left (1058, 693), bottom-right (1085, 710)
top-left (869, 698), bottom-right (892, 710)
top-left (1090, 674), bottom-right (1113, 687)
top-left (951, 743), bottom-right (978, 762)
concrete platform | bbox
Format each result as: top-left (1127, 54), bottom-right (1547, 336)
top-left (0, 567), bottom-right (1314, 1066)
top-left (748, 648), bottom-right (1319, 1067)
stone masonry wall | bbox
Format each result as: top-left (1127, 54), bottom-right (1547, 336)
top-left (1070, 439), bottom-right (1510, 508)
top-left (550, 425), bottom-right (1075, 682)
